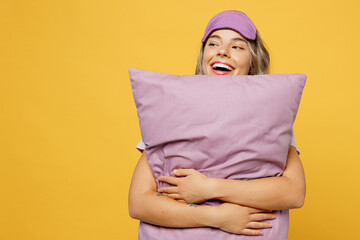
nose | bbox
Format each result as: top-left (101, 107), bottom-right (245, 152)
top-left (217, 46), bottom-right (229, 57)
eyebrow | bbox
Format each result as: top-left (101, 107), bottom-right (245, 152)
top-left (208, 35), bottom-right (247, 43)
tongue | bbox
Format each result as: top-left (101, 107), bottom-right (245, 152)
top-left (212, 68), bottom-right (232, 75)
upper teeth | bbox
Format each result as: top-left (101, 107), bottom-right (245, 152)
top-left (212, 63), bottom-right (234, 71)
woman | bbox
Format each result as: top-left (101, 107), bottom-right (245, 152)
top-left (129, 10), bottom-right (306, 238)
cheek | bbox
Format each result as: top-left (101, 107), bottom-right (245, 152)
top-left (234, 53), bottom-right (251, 67)
top-left (202, 52), bottom-right (211, 64)
top-left (202, 52), bottom-right (213, 71)
top-left (203, 47), bottom-right (217, 61)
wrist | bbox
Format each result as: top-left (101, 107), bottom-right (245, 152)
top-left (206, 177), bottom-right (220, 200)
top-left (200, 205), bottom-right (220, 228)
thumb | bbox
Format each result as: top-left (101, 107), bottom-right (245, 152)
top-left (172, 168), bottom-right (193, 176)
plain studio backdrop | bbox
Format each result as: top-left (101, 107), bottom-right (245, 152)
top-left (0, 0), bottom-right (359, 239)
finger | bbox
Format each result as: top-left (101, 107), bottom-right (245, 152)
top-left (166, 193), bottom-right (183, 199)
top-left (177, 199), bottom-right (186, 203)
top-left (158, 187), bottom-right (178, 194)
top-left (246, 221), bottom-right (272, 229)
top-left (241, 229), bottom-right (263, 236)
top-left (172, 168), bottom-right (194, 176)
top-left (250, 213), bottom-right (276, 222)
top-left (158, 176), bottom-right (179, 185)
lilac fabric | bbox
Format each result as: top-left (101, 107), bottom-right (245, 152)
top-left (136, 126), bottom-right (301, 155)
top-left (202, 10), bottom-right (257, 42)
top-left (129, 68), bottom-right (307, 240)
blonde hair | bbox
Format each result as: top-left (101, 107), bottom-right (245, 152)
top-left (195, 31), bottom-right (270, 75)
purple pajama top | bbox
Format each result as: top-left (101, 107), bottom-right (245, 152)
top-left (133, 127), bottom-right (300, 240)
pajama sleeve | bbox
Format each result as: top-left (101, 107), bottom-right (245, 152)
top-left (290, 127), bottom-right (301, 155)
top-left (136, 139), bottom-right (146, 153)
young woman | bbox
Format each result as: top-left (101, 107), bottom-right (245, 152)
top-left (129, 10), bottom-right (306, 239)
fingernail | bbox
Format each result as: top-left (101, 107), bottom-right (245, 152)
top-left (267, 223), bottom-right (272, 227)
top-left (173, 169), bottom-right (178, 174)
top-left (272, 215), bottom-right (276, 219)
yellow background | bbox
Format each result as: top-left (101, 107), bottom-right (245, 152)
top-left (1, 0), bottom-right (359, 239)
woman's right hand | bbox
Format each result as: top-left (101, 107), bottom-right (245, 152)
top-left (212, 202), bottom-right (275, 236)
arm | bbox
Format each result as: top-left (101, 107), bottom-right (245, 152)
top-left (128, 151), bottom-right (213, 227)
top-left (159, 146), bottom-right (306, 211)
top-left (209, 146), bottom-right (306, 210)
top-left (128, 151), bottom-right (275, 235)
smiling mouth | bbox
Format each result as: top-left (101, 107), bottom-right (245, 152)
top-left (213, 66), bottom-right (231, 71)
top-left (211, 62), bottom-right (234, 75)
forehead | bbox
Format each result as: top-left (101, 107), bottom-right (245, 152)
top-left (209, 29), bottom-right (247, 42)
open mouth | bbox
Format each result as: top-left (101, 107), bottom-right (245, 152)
top-left (211, 62), bottom-right (234, 75)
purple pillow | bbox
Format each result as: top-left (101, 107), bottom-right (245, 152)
top-left (129, 68), bottom-right (306, 240)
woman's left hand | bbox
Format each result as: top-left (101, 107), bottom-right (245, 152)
top-left (158, 169), bottom-right (212, 204)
